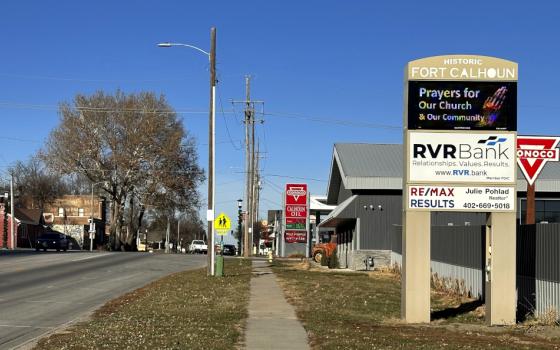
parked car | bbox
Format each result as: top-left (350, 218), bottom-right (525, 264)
top-left (36, 233), bottom-right (70, 252)
top-left (189, 240), bottom-right (208, 254)
top-left (222, 244), bottom-right (237, 256)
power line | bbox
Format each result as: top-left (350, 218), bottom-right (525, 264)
top-left (0, 136), bottom-right (42, 144)
top-left (263, 182), bottom-right (283, 196)
top-left (261, 173), bottom-right (327, 182)
top-left (217, 85), bottom-right (242, 151)
top-left (0, 72), bottom-right (198, 83)
top-left (0, 102), bottom-right (208, 115)
top-left (264, 111), bottom-right (401, 130)
top-left (263, 177), bottom-right (285, 192)
top-left (0, 100), bottom-right (403, 130)
top-left (234, 171), bottom-right (326, 182)
top-left (261, 197), bottom-right (282, 207)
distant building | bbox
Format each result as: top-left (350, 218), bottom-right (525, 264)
top-left (42, 195), bottom-right (107, 248)
top-left (0, 202), bottom-right (45, 248)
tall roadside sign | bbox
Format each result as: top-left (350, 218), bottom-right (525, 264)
top-left (403, 55), bottom-right (518, 325)
top-left (283, 184), bottom-right (310, 257)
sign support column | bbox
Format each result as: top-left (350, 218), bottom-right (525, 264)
top-left (401, 210), bottom-right (431, 322)
top-left (485, 212), bottom-right (516, 324)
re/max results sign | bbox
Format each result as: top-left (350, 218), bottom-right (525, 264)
top-left (407, 185), bottom-right (515, 212)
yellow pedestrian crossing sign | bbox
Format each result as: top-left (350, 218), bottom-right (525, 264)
top-left (214, 213), bottom-right (231, 235)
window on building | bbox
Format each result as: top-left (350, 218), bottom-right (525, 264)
top-left (520, 199), bottom-right (560, 224)
top-left (58, 207), bottom-right (64, 217)
top-left (78, 208), bottom-right (84, 217)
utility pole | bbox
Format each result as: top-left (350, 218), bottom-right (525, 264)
top-left (253, 143), bottom-right (260, 254)
top-left (177, 219), bottom-right (180, 253)
top-left (10, 174), bottom-right (15, 250)
top-left (207, 27), bottom-right (217, 275)
top-left (245, 76), bottom-right (252, 257)
top-left (165, 216), bottom-right (170, 253)
top-left (249, 80), bottom-right (257, 256)
top-left (253, 144), bottom-right (265, 254)
top-left (232, 77), bottom-right (264, 258)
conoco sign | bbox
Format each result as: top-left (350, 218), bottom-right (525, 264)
top-left (517, 136), bottom-right (560, 185)
top-left (286, 184), bottom-right (307, 205)
top-left (284, 183), bottom-right (308, 243)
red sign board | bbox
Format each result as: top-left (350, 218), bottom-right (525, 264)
top-left (286, 184), bottom-right (307, 205)
top-left (284, 183), bottom-right (308, 243)
top-left (517, 136), bottom-right (560, 185)
top-left (285, 204), bottom-right (307, 218)
top-left (285, 231), bottom-right (307, 243)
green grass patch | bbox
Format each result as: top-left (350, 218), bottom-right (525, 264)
top-left (272, 261), bottom-right (560, 350)
top-left (35, 258), bottom-right (252, 350)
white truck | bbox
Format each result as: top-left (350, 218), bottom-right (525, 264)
top-left (189, 240), bottom-right (208, 254)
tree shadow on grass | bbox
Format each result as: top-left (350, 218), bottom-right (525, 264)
top-left (431, 299), bottom-right (484, 321)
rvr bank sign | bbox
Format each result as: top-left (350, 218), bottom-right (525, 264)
top-left (409, 132), bottom-right (516, 184)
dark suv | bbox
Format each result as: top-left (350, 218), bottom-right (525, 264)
top-left (36, 233), bottom-right (70, 252)
top-left (222, 244), bottom-right (237, 256)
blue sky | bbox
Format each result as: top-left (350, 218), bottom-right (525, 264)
top-left (1, 1), bottom-right (559, 232)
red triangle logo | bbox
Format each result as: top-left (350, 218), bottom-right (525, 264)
top-left (517, 136), bottom-right (560, 185)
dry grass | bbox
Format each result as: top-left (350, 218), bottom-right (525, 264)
top-left (272, 260), bottom-right (560, 350)
top-left (525, 307), bottom-right (560, 327)
top-left (34, 259), bottom-right (252, 350)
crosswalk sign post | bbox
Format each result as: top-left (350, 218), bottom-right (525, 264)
top-left (214, 213), bottom-right (231, 277)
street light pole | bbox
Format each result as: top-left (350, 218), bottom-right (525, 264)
top-left (157, 27), bottom-right (217, 276)
top-left (207, 27), bottom-right (217, 276)
top-left (237, 199), bottom-right (243, 255)
top-left (90, 183), bottom-right (94, 252)
top-left (90, 181), bottom-right (104, 252)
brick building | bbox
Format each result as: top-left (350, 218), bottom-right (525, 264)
top-left (42, 195), bottom-right (107, 248)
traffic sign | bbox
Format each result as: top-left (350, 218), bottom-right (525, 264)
top-left (214, 213), bottom-right (231, 235)
top-left (517, 136), bottom-right (560, 185)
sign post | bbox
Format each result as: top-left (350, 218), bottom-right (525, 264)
top-left (214, 213), bottom-right (231, 277)
top-left (403, 55), bottom-right (518, 325)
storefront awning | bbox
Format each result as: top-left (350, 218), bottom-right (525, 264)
top-left (317, 195), bottom-right (357, 228)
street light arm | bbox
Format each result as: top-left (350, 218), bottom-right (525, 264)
top-left (157, 42), bottom-right (210, 57)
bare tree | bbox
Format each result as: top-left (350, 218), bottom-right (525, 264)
top-left (9, 157), bottom-right (66, 209)
top-left (42, 90), bottom-right (204, 250)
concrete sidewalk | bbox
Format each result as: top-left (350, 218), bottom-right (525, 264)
top-left (245, 259), bottom-right (309, 350)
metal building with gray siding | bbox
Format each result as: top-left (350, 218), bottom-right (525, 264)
top-left (319, 143), bottom-right (560, 270)
top-left (319, 142), bottom-right (560, 319)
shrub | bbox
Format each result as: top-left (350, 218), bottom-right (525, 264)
top-left (328, 248), bottom-right (339, 269)
top-left (320, 251), bottom-right (329, 266)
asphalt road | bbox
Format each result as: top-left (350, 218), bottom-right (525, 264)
top-left (0, 251), bottom-right (206, 349)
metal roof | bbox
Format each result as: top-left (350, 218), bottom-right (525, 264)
top-left (335, 143), bottom-right (402, 178)
top-left (317, 195), bottom-right (358, 228)
top-left (326, 143), bottom-right (560, 201)
top-left (310, 195), bottom-right (336, 211)
top-left (326, 144), bottom-right (403, 202)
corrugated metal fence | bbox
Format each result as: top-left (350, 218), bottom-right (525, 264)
top-left (390, 223), bottom-right (560, 319)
